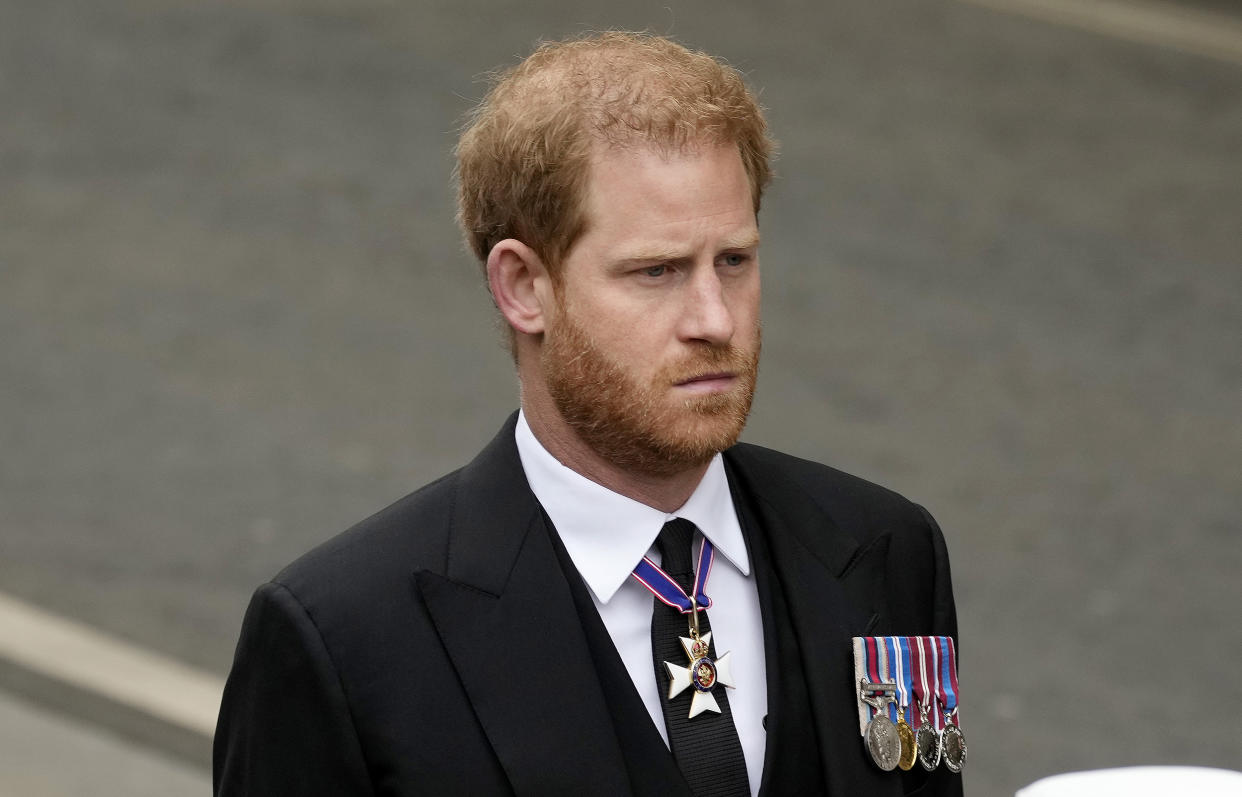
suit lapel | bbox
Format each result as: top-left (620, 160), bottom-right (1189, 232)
top-left (725, 448), bottom-right (905, 796)
top-left (415, 418), bottom-right (632, 796)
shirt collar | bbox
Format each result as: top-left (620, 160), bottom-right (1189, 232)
top-left (515, 411), bottom-right (750, 604)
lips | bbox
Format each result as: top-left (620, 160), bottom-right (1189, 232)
top-left (677, 371), bottom-right (735, 385)
top-left (674, 372), bottom-right (737, 393)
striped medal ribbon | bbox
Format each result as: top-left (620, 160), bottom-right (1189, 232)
top-left (937, 636), bottom-right (967, 773)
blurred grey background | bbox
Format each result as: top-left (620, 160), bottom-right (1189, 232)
top-left (2, 0), bottom-right (1239, 794)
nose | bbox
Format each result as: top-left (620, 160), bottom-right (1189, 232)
top-left (679, 267), bottom-right (735, 345)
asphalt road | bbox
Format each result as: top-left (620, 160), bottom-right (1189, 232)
top-left (0, 691), bottom-right (210, 797)
top-left (3, 0), bottom-right (1240, 794)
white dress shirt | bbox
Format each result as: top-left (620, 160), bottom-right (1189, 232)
top-left (515, 412), bottom-right (767, 795)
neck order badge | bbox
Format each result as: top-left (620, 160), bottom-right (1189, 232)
top-left (853, 635), bottom-right (966, 776)
top-left (631, 534), bottom-right (737, 719)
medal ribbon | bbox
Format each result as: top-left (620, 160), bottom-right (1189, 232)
top-left (883, 637), bottom-right (901, 721)
top-left (937, 636), bottom-right (959, 716)
top-left (630, 534), bottom-right (715, 614)
top-left (862, 636), bottom-right (884, 722)
top-left (912, 636), bottom-right (938, 730)
top-left (890, 636), bottom-right (914, 724)
top-left (862, 637), bottom-right (904, 722)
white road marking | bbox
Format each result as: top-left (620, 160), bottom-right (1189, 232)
top-left (959, 0), bottom-right (1242, 66)
top-left (0, 591), bottom-right (223, 737)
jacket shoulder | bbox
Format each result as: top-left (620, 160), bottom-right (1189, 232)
top-left (726, 442), bottom-right (929, 531)
top-left (270, 468), bottom-right (460, 609)
top-left (727, 442), bottom-right (958, 640)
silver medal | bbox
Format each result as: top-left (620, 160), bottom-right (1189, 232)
top-left (865, 713), bottom-right (901, 771)
top-left (940, 712), bottom-right (967, 773)
top-left (916, 699), bottom-right (941, 771)
top-left (859, 680), bottom-right (901, 772)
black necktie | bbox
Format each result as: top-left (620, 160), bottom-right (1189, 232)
top-left (650, 518), bottom-right (750, 796)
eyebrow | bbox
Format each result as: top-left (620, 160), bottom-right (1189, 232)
top-left (721, 232), bottom-right (761, 251)
top-left (614, 234), bottom-right (761, 266)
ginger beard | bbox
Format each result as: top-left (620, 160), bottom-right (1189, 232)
top-left (541, 301), bottom-right (761, 477)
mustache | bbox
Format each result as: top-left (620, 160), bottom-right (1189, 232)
top-left (659, 342), bottom-right (760, 384)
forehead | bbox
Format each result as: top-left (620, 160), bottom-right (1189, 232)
top-left (577, 142), bottom-right (758, 252)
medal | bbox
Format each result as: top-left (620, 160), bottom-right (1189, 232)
top-left (941, 721), bottom-right (966, 773)
top-left (888, 637), bottom-right (918, 771)
top-left (664, 628), bottom-right (736, 718)
top-left (896, 714), bottom-right (917, 771)
top-left (860, 636), bottom-right (901, 771)
top-left (914, 698), bottom-right (941, 771)
top-left (631, 536), bottom-right (735, 720)
top-left (913, 636), bottom-right (941, 771)
top-left (936, 636), bottom-right (967, 773)
top-left (859, 680), bottom-right (901, 771)
top-left (853, 635), bottom-right (966, 775)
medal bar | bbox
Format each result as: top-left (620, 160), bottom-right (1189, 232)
top-left (853, 636), bottom-right (966, 774)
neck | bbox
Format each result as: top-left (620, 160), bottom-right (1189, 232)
top-left (520, 383), bottom-right (709, 514)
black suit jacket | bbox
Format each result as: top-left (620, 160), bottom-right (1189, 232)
top-left (214, 415), bottom-right (961, 796)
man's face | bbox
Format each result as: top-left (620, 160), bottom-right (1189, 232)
top-left (540, 142), bottom-right (762, 476)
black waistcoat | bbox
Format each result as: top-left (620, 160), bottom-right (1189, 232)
top-left (540, 467), bottom-right (828, 796)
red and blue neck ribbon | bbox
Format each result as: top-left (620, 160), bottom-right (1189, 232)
top-left (631, 533), bottom-right (715, 614)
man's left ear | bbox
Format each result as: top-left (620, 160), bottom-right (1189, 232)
top-left (486, 239), bottom-right (551, 335)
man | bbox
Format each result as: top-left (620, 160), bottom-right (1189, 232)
top-left (215, 32), bottom-right (961, 796)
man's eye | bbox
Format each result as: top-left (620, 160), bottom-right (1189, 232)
top-left (721, 253), bottom-right (746, 267)
top-left (642, 265), bottom-right (668, 278)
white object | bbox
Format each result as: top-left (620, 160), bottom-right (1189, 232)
top-left (1017, 766), bottom-right (1242, 796)
top-left (0, 591), bottom-right (223, 736)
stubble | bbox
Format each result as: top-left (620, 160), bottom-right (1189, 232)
top-left (542, 313), bottom-right (760, 477)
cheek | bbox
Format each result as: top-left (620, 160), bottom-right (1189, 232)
top-left (573, 295), bottom-right (663, 348)
top-left (731, 291), bottom-right (759, 319)
top-left (605, 325), bottom-right (663, 370)
top-left (601, 321), bottom-right (679, 386)
top-left (733, 280), bottom-right (762, 327)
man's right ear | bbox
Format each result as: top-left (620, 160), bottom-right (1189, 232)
top-left (486, 239), bottom-right (552, 336)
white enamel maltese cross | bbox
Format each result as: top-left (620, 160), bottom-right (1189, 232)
top-left (663, 631), bottom-right (737, 719)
